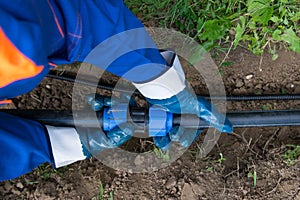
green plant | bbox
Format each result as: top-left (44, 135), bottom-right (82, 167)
top-left (99, 180), bottom-right (104, 200)
top-left (37, 164), bottom-right (67, 180)
top-left (92, 179), bottom-right (114, 200)
top-left (282, 144), bottom-right (300, 166)
top-left (108, 191), bottom-right (114, 200)
top-left (262, 103), bottom-right (273, 110)
top-left (153, 146), bottom-right (170, 161)
top-left (125, 0), bottom-right (300, 57)
top-left (217, 153), bottom-right (226, 164)
top-left (247, 170), bottom-right (257, 188)
top-left (206, 166), bottom-right (214, 172)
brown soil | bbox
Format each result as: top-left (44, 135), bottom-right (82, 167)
top-left (0, 47), bottom-right (300, 200)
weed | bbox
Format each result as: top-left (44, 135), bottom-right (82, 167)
top-left (247, 170), bottom-right (257, 188)
top-left (262, 103), bottom-right (273, 110)
top-left (92, 179), bottom-right (114, 200)
top-left (206, 166), bottom-right (214, 172)
top-left (108, 191), bottom-right (114, 200)
top-left (99, 179), bottom-right (104, 200)
top-left (37, 164), bottom-right (67, 180)
top-left (153, 146), bottom-right (170, 162)
top-left (217, 153), bottom-right (226, 164)
top-left (282, 144), bottom-right (300, 166)
top-left (125, 0), bottom-right (300, 57)
top-left (281, 88), bottom-right (287, 95)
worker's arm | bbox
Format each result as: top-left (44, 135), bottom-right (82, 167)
top-left (0, 101), bottom-right (134, 181)
top-left (0, 0), bottom-right (165, 181)
top-left (0, 0), bottom-right (167, 101)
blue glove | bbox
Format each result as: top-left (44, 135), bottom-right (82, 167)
top-left (43, 93), bottom-right (135, 168)
top-left (147, 88), bottom-right (232, 150)
top-left (133, 50), bottom-right (233, 150)
top-left (153, 127), bottom-right (202, 151)
top-left (147, 87), bottom-right (232, 132)
top-left (77, 94), bottom-right (135, 157)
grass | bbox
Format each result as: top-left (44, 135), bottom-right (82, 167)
top-left (247, 170), bottom-right (257, 188)
top-left (125, 0), bottom-right (300, 58)
top-left (37, 164), bottom-right (68, 180)
top-left (282, 144), bottom-right (300, 166)
top-left (153, 146), bottom-right (170, 162)
top-left (217, 153), bottom-right (226, 164)
top-left (92, 179), bottom-right (114, 200)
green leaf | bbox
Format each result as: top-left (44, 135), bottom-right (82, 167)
top-left (270, 16), bottom-right (281, 23)
top-left (247, 0), bottom-right (273, 25)
top-left (199, 19), bottom-right (230, 42)
top-left (221, 61), bottom-right (234, 67)
top-left (272, 53), bottom-right (279, 60)
top-left (234, 16), bottom-right (246, 48)
top-left (281, 28), bottom-right (300, 53)
top-left (247, 172), bottom-right (253, 178)
top-left (272, 29), bottom-right (282, 41)
top-left (197, 18), bottom-right (205, 31)
top-left (291, 12), bottom-right (300, 22)
top-left (253, 171), bottom-right (257, 188)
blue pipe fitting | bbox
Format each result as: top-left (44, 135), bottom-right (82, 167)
top-left (148, 105), bottom-right (173, 137)
top-left (103, 104), bottom-right (128, 132)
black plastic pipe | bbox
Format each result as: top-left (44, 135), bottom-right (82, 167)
top-left (47, 71), bottom-right (300, 101)
top-left (2, 109), bottom-right (300, 129)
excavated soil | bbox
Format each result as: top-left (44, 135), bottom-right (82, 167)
top-left (0, 47), bottom-right (300, 199)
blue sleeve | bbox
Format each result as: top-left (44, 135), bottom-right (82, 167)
top-left (0, 112), bottom-right (53, 181)
top-left (0, 0), bottom-right (167, 101)
top-left (0, 0), bottom-right (167, 181)
top-left (53, 0), bottom-right (168, 83)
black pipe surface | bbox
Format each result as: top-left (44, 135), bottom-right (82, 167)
top-left (47, 71), bottom-right (300, 101)
top-left (2, 109), bottom-right (300, 129)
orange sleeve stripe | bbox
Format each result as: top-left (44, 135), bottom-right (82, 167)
top-left (47, 0), bottom-right (65, 38)
top-left (49, 62), bottom-right (58, 68)
top-left (0, 28), bottom-right (44, 88)
top-left (0, 99), bottom-right (12, 105)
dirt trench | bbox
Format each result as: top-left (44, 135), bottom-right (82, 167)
top-left (0, 47), bottom-right (300, 199)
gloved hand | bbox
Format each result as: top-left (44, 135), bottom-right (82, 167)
top-left (153, 126), bottom-right (202, 151)
top-left (133, 50), bottom-right (233, 150)
top-left (77, 94), bottom-right (135, 157)
top-left (45, 93), bottom-right (135, 168)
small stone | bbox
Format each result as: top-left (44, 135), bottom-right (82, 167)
top-left (263, 84), bottom-right (270, 91)
top-left (177, 178), bottom-right (185, 188)
top-left (255, 84), bottom-right (262, 89)
top-left (171, 187), bottom-right (177, 194)
top-left (191, 183), bottom-right (205, 195)
top-left (270, 83), bottom-right (276, 88)
top-left (115, 181), bottom-right (121, 185)
top-left (46, 84), bottom-right (51, 89)
top-left (235, 78), bottom-right (244, 88)
top-left (16, 182), bottom-right (24, 189)
top-left (181, 183), bottom-right (197, 200)
top-left (246, 74), bottom-right (254, 80)
top-left (165, 177), bottom-right (177, 189)
top-left (167, 197), bottom-right (176, 200)
top-left (134, 155), bottom-right (144, 166)
top-left (4, 182), bottom-right (11, 190)
top-left (12, 188), bottom-right (21, 195)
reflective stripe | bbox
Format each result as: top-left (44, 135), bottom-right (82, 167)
top-left (49, 62), bottom-right (57, 68)
top-left (47, 0), bottom-right (65, 38)
top-left (0, 28), bottom-right (44, 88)
top-left (0, 99), bottom-right (12, 105)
